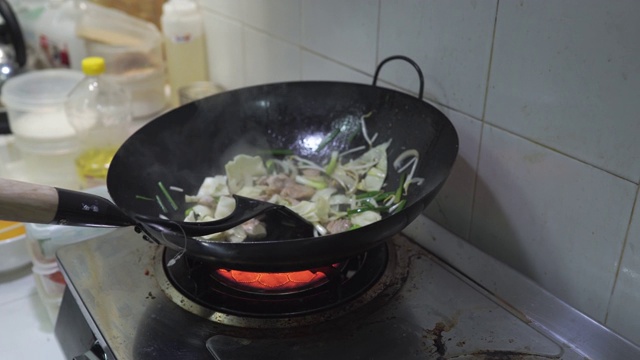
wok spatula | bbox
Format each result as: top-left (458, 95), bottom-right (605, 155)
top-left (0, 178), bottom-right (314, 243)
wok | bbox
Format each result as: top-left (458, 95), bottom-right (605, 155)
top-left (3, 56), bottom-right (459, 271)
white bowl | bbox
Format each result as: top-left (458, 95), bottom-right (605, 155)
top-left (0, 234), bottom-right (31, 273)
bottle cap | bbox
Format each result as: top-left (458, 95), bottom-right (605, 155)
top-left (81, 57), bottom-right (106, 76)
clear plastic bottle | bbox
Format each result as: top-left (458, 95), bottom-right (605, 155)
top-left (161, 0), bottom-right (209, 107)
top-left (65, 56), bottom-right (132, 188)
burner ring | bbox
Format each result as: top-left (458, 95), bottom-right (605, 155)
top-left (154, 238), bottom-right (409, 328)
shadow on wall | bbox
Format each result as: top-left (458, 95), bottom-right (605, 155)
top-left (425, 150), bottom-right (568, 294)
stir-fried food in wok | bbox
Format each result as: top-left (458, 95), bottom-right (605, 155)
top-left (179, 115), bottom-right (422, 242)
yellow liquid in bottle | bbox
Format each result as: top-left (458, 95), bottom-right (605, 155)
top-left (165, 34), bottom-right (208, 106)
top-left (75, 147), bottom-right (119, 188)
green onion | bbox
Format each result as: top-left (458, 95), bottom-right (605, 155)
top-left (394, 173), bottom-right (406, 204)
top-left (295, 175), bottom-right (327, 190)
top-left (259, 149), bottom-right (294, 156)
top-left (324, 151), bottom-right (339, 175)
top-left (155, 195), bottom-right (168, 213)
top-left (347, 205), bottom-right (390, 216)
top-left (316, 128), bottom-right (340, 152)
top-left (375, 191), bottom-right (395, 202)
top-left (135, 195), bottom-right (154, 201)
top-left (356, 190), bottom-right (383, 200)
top-left (158, 181), bottom-right (178, 211)
top-left (390, 199), bottom-right (406, 214)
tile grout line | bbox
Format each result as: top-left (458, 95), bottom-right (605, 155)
top-left (467, 0), bottom-right (501, 241)
top-left (604, 184), bottom-right (640, 324)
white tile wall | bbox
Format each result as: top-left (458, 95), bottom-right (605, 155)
top-left (244, 28), bottom-right (301, 86)
top-left (202, 11), bottom-right (244, 89)
top-left (301, 51), bottom-right (372, 83)
top-left (200, 0), bottom-right (245, 21)
top-left (485, 0), bottom-right (640, 182)
top-left (301, 0), bottom-right (379, 73)
top-left (242, 0), bottom-right (301, 44)
top-left (472, 125), bottom-right (635, 320)
top-left (200, 0), bottom-right (640, 344)
top-left (378, 0), bottom-right (497, 118)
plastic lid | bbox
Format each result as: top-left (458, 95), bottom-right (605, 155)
top-left (1, 69), bottom-right (84, 109)
top-left (82, 57), bottom-right (106, 76)
top-left (163, 0), bottom-right (197, 15)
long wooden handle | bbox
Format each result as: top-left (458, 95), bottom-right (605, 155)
top-left (0, 178), bottom-right (59, 224)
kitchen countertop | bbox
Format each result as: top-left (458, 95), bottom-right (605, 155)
top-left (0, 264), bottom-right (66, 359)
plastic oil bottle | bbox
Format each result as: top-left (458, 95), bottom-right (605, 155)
top-left (65, 56), bottom-right (132, 188)
top-left (161, 0), bottom-right (209, 107)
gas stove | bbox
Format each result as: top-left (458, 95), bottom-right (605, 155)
top-left (54, 216), bottom-right (640, 359)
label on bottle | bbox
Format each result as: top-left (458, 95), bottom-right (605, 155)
top-left (169, 33), bottom-right (195, 44)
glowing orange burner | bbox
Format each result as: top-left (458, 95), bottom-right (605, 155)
top-left (213, 267), bottom-right (337, 294)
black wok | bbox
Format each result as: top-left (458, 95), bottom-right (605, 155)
top-left (106, 56), bottom-right (458, 271)
top-left (0, 56), bottom-right (458, 271)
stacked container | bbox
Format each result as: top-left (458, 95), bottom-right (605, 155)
top-left (1, 69), bottom-right (84, 189)
top-left (25, 186), bottom-right (115, 323)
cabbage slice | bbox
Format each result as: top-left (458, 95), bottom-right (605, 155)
top-left (225, 155), bottom-right (267, 193)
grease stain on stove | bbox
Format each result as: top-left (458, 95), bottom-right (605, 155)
top-left (424, 321), bottom-right (451, 357)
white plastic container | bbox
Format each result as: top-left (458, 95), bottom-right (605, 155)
top-left (0, 234), bottom-right (30, 272)
top-left (1, 69), bottom-right (84, 189)
top-left (161, 0), bottom-right (208, 106)
top-left (79, 1), bottom-right (168, 117)
top-left (33, 264), bottom-right (64, 323)
top-left (15, 0), bottom-right (168, 117)
top-left (2, 69), bottom-right (83, 150)
top-left (32, 0), bottom-right (88, 69)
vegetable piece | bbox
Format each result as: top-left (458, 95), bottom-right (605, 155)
top-left (215, 196), bottom-right (236, 219)
top-left (324, 151), bottom-right (339, 175)
top-left (352, 141), bottom-right (390, 191)
top-left (393, 150), bottom-right (419, 194)
top-left (196, 176), bottom-right (229, 197)
top-left (225, 155), bottom-right (267, 193)
top-left (158, 181), bottom-right (178, 211)
top-left (350, 210), bottom-right (382, 227)
top-left (295, 175), bottom-right (327, 190)
top-left (155, 195), bottom-right (168, 213)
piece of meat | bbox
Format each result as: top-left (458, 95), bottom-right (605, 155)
top-left (281, 182), bottom-right (315, 200)
top-left (326, 219), bottom-right (351, 234)
top-left (261, 173), bottom-right (315, 200)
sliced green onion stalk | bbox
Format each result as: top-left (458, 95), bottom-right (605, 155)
top-left (135, 195), bottom-right (154, 201)
top-left (393, 173), bottom-right (406, 204)
top-left (324, 151), bottom-right (339, 175)
top-left (347, 205), bottom-right (390, 216)
top-left (316, 128), bottom-right (340, 152)
top-left (156, 195), bottom-right (168, 213)
top-left (267, 149), bottom-right (295, 156)
top-left (389, 199), bottom-right (406, 214)
top-left (158, 181), bottom-right (178, 211)
top-left (295, 175), bottom-right (327, 190)
top-left (355, 190), bottom-right (383, 200)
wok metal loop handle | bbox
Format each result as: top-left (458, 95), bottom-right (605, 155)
top-left (372, 55), bottom-right (424, 99)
